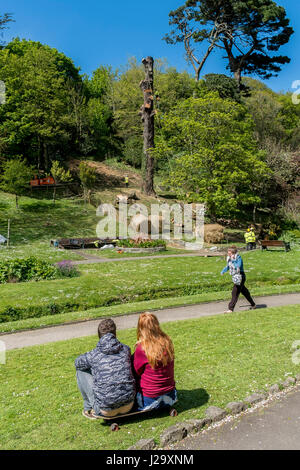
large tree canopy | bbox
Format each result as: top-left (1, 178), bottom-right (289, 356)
top-left (154, 93), bottom-right (270, 219)
top-left (165, 0), bottom-right (293, 84)
top-left (0, 39), bottom-right (118, 169)
top-left (0, 39), bottom-right (82, 169)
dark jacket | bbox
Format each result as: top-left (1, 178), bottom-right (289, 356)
top-left (75, 333), bottom-right (136, 411)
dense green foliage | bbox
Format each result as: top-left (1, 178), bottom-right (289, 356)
top-left (0, 6), bottom-right (299, 225)
top-left (50, 161), bottom-right (72, 184)
top-left (0, 256), bottom-right (57, 285)
top-left (0, 256), bottom-right (78, 285)
top-left (0, 157), bottom-right (35, 207)
top-left (116, 238), bottom-right (167, 248)
top-left (166, 0), bottom-right (293, 84)
top-left (154, 94), bottom-right (270, 218)
top-left (0, 39), bottom-right (118, 169)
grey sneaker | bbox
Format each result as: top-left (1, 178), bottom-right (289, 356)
top-left (90, 411), bottom-right (103, 419)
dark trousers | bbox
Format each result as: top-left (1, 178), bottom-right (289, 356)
top-left (229, 273), bottom-right (255, 311)
top-left (246, 243), bottom-right (256, 251)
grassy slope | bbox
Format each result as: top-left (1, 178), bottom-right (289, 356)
top-left (0, 193), bottom-right (96, 263)
top-left (0, 159), bottom-right (179, 265)
top-left (1, 304), bottom-right (300, 450)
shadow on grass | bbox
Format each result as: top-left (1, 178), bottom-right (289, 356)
top-left (176, 388), bottom-right (210, 413)
top-left (99, 388), bottom-right (210, 428)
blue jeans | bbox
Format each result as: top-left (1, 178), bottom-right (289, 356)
top-left (76, 369), bottom-right (100, 415)
top-left (136, 389), bottom-right (178, 411)
top-left (76, 369), bottom-right (134, 416)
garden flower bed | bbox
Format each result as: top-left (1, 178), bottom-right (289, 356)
top-left (115, 238), bottom-right (167, 253)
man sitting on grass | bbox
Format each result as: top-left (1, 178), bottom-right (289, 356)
top-left (75, 318), bottom-right (136, 420)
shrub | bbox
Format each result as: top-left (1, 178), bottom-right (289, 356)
top-left (280, 230), bottom-right (300, 244)
top-left (0, 257), bottom-right (57, 284)
top-left (116, 238), bottom-right (167, 249)
top-left (0, 257), bottom-right (79, 284)
top-left (56, 260), bottom-right (79, 278)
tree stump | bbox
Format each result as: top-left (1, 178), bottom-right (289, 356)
top-left (140, 57), bottom-right (156, 197)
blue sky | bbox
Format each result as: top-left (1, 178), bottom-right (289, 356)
top-left (1, 0), bottom-right (299, 92)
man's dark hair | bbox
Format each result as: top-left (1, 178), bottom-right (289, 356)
top-left (228, 246), bottom-right (238, 254)
top-left (98, 318), bottom-right (116, 338)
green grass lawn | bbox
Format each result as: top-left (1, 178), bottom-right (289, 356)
top-left (1, 248), bottom-right (300, 332)
top-left (1, 304), bottom-right (300, 450)
top-left (1, 190), bottom-right (300, 332)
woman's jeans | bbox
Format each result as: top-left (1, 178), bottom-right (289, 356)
top-left (229, 273), bottom-right (255, 311)
top-left (136, 389), bottom-right (178, 411)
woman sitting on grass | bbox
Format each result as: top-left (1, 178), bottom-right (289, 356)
top-left (133, 313), bottom-right (177, 411)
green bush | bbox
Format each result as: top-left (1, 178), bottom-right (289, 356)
top-left (280, 230), bottom-right (300, 244)
top-left (123, 136), bottom-right (143, 168)
top-left (56, 260), bottom-right (80, 278)
top-left (291, 229), bottom-right (300, 239)
top-left (116, 239), bottom-right (167, 249)
top-left (0, 257), bottom-right (79, 284)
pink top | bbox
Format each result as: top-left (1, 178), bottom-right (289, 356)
top-left (133, 343), bottom-right (175, 398)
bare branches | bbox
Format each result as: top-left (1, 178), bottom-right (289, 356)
top-left (164, 8), bottom-right (233, 82)
top-left (0, 13), bottom-right (14, 45)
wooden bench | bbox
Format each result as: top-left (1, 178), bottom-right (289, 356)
top-left (259, 240), bottom-right (291, 252)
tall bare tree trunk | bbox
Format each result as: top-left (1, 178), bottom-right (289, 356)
top-left (43, 142), bottom-right (49, 171)
top-left (140, 57), bottom-right (156, 196)
top-left (234, 68), bottom-right (242, 88)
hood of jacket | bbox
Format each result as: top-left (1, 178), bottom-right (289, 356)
top-left (97, 333), bottom-right (123, 355)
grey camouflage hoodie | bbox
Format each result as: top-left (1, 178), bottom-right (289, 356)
top-left (75, 333), bottom-right (136, 411)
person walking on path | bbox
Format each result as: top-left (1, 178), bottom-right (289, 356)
top-left (221, 246), bottom-right (256, 314)
top-left (132, 313), bottom-right (178, 411)
top-left (75, 318), bottom-right (136, 420)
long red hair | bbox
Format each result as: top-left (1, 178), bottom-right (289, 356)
top-left (136, 313), bottom-right (175, 369)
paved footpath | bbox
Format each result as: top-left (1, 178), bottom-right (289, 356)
top-left (1, 292), bottom-right (300, 351)
top-left (173, 387), bottom-right (300, 450)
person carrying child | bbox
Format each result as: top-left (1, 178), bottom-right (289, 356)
top-left (221, 246), bottom-right (256, 314)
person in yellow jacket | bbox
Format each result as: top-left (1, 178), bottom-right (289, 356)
top-left (244, 227), bottom-right (256, 251)
top-left (124, 175), bottom-right (129, 188)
